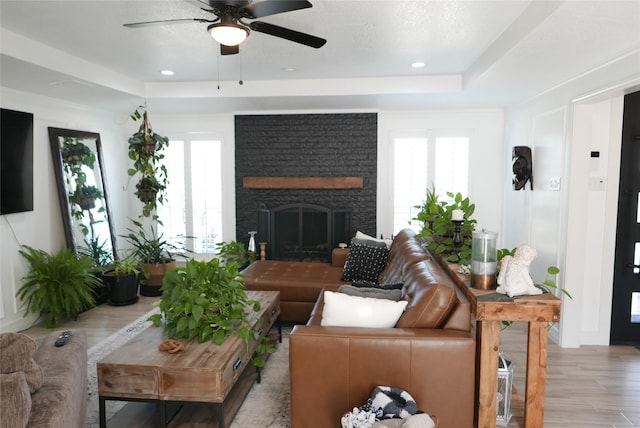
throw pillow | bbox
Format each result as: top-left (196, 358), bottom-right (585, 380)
top-left (0, 333), bottom-right (43, 393)
top-left (341, 242), bottom-right (390, 283)
top-left (355, 231), bottom-right (393, 249)
top-left (338, 285), bottom-right (402, 301)
top-left (351, 237), bottom-right (388, 249)
top-left (321, 291), bottom-right (408, 328)
top-left (352, 280), bottom-right (404, 290)
top-left (0, 371), bottom-right (32, 428)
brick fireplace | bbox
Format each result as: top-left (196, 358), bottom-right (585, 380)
top-left (235, 113), bottom-right (377, 260)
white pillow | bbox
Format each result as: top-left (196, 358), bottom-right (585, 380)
top-left (321, 291), bottom-right (408, 328)
top-left (355, 231), bottom-right (393, 249)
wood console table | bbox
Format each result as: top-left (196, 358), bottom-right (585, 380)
top-left (438, 259), bottom-right (561, 428)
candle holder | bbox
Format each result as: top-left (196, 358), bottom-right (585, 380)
top-left (449, 219), bottom-right (464, 262)
top-left (259, 242), bottom-right (267, 260)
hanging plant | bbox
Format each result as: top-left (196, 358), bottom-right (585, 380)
top-left (61, 137), bottom-right (103, 223)
top-left (127, 107), bottom-right (169, 218)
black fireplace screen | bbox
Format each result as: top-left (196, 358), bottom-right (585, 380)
top-left (259, 204), bottom-right (350, 262)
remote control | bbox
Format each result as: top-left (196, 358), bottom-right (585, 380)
top-left (54, 330), bottom-right (72, 347)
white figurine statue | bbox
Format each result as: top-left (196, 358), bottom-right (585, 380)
top-left (496, 244), bottom-right (542, 297)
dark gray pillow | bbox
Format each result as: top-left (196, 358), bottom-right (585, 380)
top-left (352, 280), bottom-right (404, 290)
top-left (340, 242), bottom-right (389, 283)
top-left (338, 285), bottom-right (402, 301)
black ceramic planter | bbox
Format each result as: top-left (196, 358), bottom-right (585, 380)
top-left (102, 271), bottom-right (139, 306)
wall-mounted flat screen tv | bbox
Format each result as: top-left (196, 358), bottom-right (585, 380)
top-left (1, 108), bottom-right (34, 214)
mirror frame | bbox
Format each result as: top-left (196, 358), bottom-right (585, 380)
top-left (48, 127), bottom-right (118, 261)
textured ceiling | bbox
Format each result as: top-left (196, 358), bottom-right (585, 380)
top-left (1, 0), bottom-right (639, 113)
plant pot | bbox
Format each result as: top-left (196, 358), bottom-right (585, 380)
top-left (78, 195), bottom-right (96, 210)
top-left (140, 260), bottom-right (176, 297)
top-left (103, 270), bottom-right (139, 306)
top-left (92, 278), bottom-right (110, 306)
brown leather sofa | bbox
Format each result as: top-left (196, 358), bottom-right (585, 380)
top-left (241, 248), bottom-right (351, 322)
top-left (288, 229), bottom-right (475, 427)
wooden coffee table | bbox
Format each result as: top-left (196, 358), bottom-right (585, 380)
top-left (97, 290), bottom-right (280, 428)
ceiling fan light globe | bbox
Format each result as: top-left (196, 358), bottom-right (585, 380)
top-left (208, 23), bottom-right (248, 46)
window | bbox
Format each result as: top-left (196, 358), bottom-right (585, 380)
top-left (392, 135), bottom-right (469, 236)
top-left (159, 138), bottom-right (223, 255)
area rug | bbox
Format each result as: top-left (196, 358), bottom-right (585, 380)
top-left (84, 309), bottom-right (291, 428)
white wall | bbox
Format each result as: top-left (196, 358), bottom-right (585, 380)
top-left (504, 50), bottom-right (640, 347)
top-left (0, 88), bottom-right (133, 332)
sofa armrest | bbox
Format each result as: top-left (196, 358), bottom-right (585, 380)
top-left (331, 248), bottom-right (349, 267)
top-left (289, 325), bottom-right (475, 428)
top-left (30, 330), bottom-right (87, 428)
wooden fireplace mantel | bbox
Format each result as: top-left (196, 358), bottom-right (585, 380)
top-left (242, 177), bottom-right (363, 189)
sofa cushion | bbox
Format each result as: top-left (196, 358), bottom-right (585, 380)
top-left (0, 371), bottom-right (32, 428)
top-left (340, 242), bottom-right (389, 283)
top-left (321, 291), bottom-right (408, 328)
top-left (338, 285), bottom-right (402, 301)
top-left (396, 262), bottom-right (458, 329)
top-left (0, 333), bottom-right (43, 393)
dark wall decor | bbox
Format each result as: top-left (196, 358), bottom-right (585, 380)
top-left (235, 113), bottom-right (377, 258)
top-left (512, 145), bottom-right (533, 190)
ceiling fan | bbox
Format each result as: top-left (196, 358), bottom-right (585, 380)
top-left (123, 0), bottom-right (326, 55)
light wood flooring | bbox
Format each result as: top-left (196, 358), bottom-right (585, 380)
top-left (20, 300), bottom-right (640, 427)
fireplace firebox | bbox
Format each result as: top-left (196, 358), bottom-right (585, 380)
top-left (257, 204), bottom-right (351, 262)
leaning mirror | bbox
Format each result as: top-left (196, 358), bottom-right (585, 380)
top-left (48, 127), bottom-right (117, 266)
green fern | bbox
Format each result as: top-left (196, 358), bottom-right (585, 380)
top-left (17, 246), bottom-right (100, 328)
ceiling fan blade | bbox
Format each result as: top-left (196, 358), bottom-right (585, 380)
top-left (249, 21), bottom-right (326, 48)
top-left (242, 0), bottom-right (312, 19)
top-left (221, 44), bottom-right (240, 55)
top-left (123, 18), bottom-right (214, 28)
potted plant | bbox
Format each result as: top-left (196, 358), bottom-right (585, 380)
top-left (414, 191), bottom-right (477, 264)
top-left (148, 258), bottom-right (275, 367)
top-left (61, 137), bottom-right (95, 168)
top-left (71, 184), bottom-right (103, 211)
top-left (127, 107), bottom-right (169, 218)
top-left (16, 246), bottom-right (100, 328)
top-left (123, 219), bottom-right (179, 297)
top-left (60, 137), bottom-right (104, 219)
top-left (215, 240), bottom-right (256, 270)
top-left (135, 175), bottom-right (161, 204)
top-left (412, 184), bottom-right (443, 232)
top-left (77, 230), bottom-right (114, 305)
top-left (102, 253), bottom-right (142, 306)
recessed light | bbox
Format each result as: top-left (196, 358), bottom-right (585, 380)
top-left (160, 70), bottom-right (175, 76)
top-left (411, 62), bottom-right (425, 68)
top-left (282, 67), bottom-right (296, 72)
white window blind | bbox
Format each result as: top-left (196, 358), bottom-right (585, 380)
top-left (392, 136), bottom-right (469, 236)
top-left (159, 139), bottom-right (223, 254)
